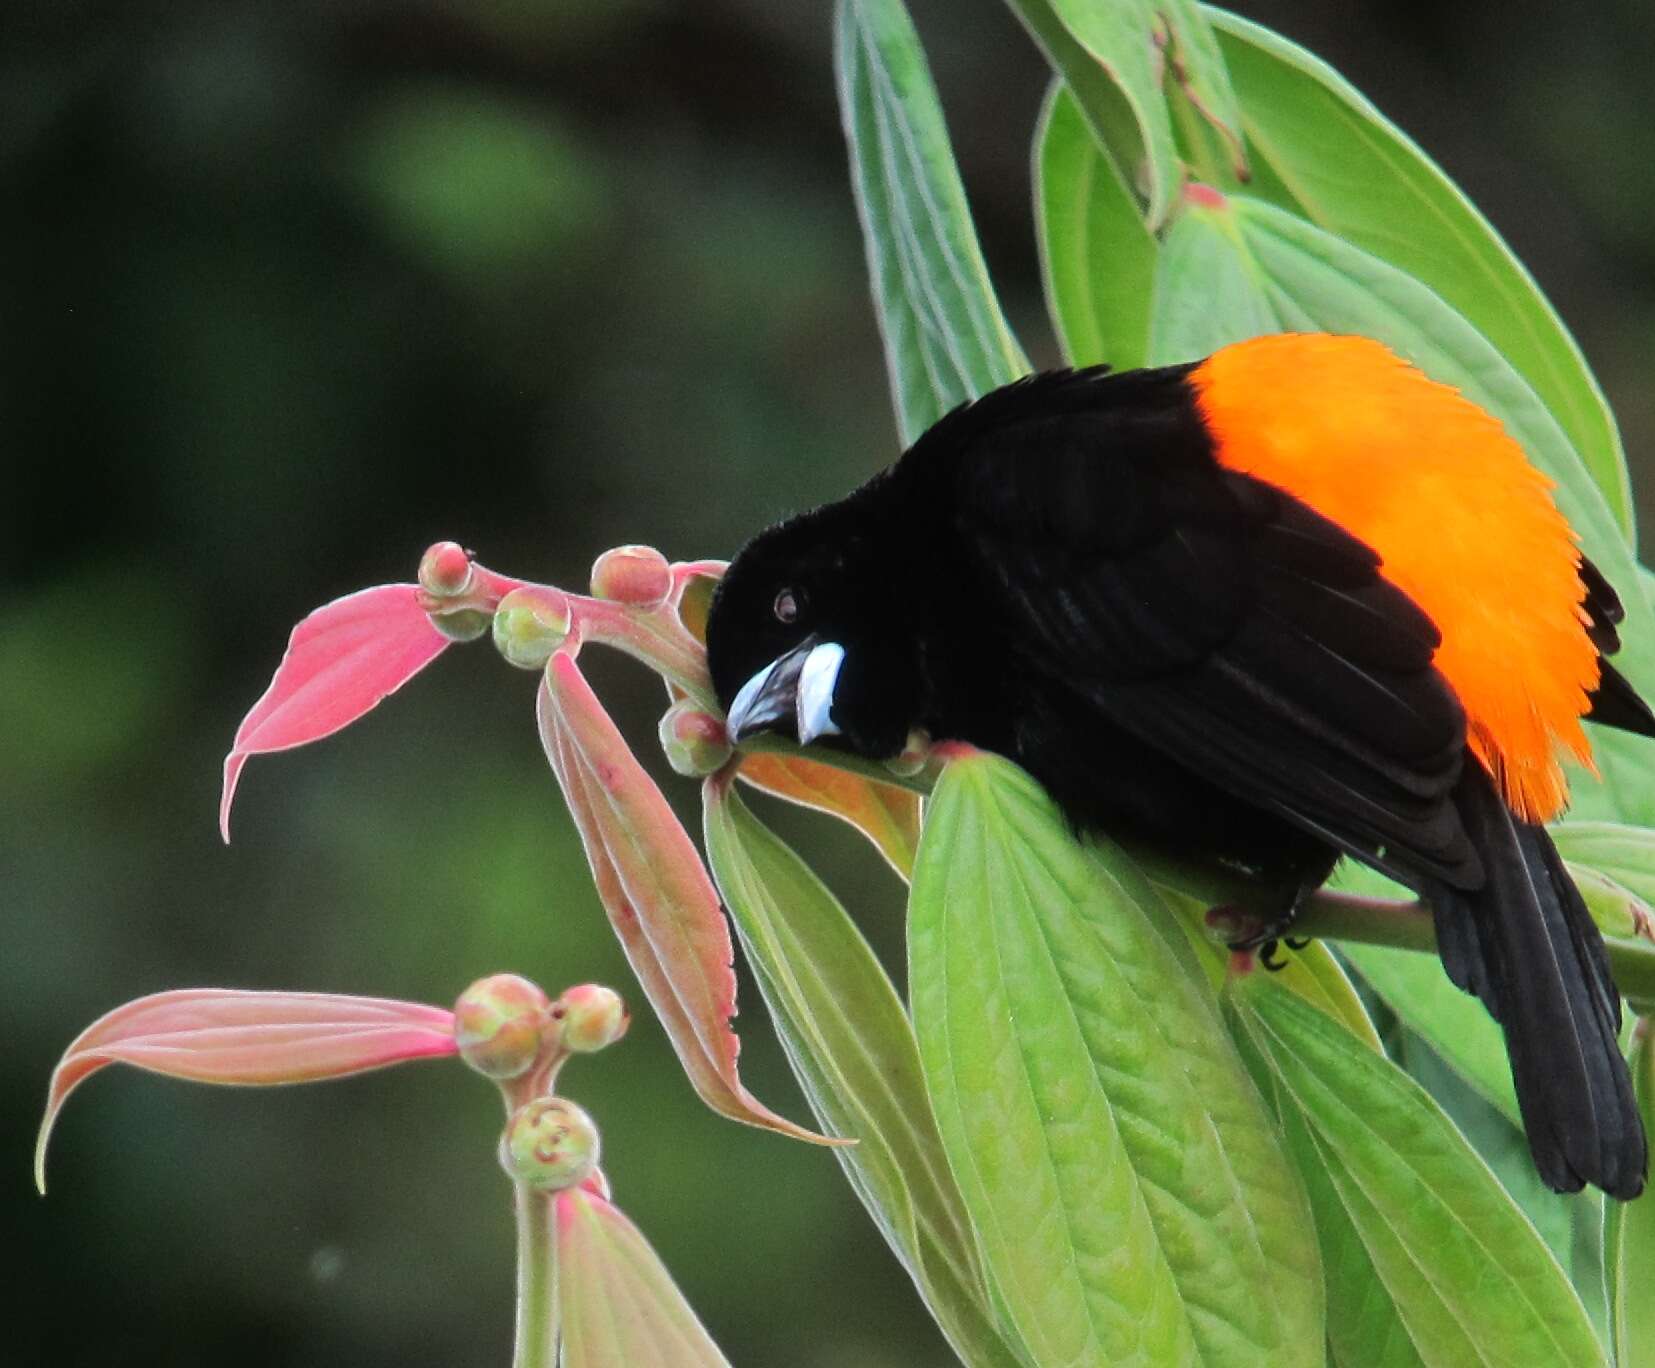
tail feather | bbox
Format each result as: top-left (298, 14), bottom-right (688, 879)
top-left (1431, 761), bottom-right (1645, 1199)
top-left (1587, 660), bottom-right (1655, 738)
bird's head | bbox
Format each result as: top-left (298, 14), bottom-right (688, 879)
top-left (706, 498), bottom-right (916, 759)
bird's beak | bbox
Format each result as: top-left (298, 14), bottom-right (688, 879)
top-left (725, 636), bottom-right (845, 746)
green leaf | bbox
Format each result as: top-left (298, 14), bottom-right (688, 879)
top-left (1226, 1016), bottom-right (1423, 1368)
top-left (1008, 0), bottom-right (1243, 229)
top-left (1340, 941), bottom-right (1520, 1129)
top-left (1555, 822), bottom-right (1655, 912)
top-left (554, 1187), bottom-right (731, 1367)
top-left (1608, 1024), bottom-right (1655, 1367)
top-left (1035, 81), bottom-right (1157, 370)
top-left (836, 0), bottom-right (1028, 444)
top-left (1234, 976), bottom-right (1607, 1368)
top-left (909, 751), bottom-right (1323, 1367)
top-left (1396, 1031), bottom-right (1571, 1264)
top-left (1122, 843), bottom-right (1385, 1047)
top-left (1567, 860), bottom-right (1655, 944)
top-left (702, 777), bottom-right (1023, 1368)
top-left (1205, 7), bottom-right (1634, 539)
top-left (1144, 190), bottom-right (1655, 825)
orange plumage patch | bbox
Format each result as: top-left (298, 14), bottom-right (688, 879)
top-left (1191, 333), bottom-right (1598, 823)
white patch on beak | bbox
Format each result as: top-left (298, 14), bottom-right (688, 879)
top-left (796, 641), bottom-right (845, 745)
top-left (724, 657), bottom-right (779, 741)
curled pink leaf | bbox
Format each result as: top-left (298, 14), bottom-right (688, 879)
top-left (554, 1185), bottom-right (733, 1367)
top-left (538, 652), bottom-right (837, 1145)
top-left (220, 584), bottom-right (450, 841)
top-left (37, 989), bottom-right (457, 1192)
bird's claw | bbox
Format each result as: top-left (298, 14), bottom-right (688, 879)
top-left (1223, 920), bottom-right (1310, 973)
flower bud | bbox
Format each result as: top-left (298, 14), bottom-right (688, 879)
top-left (454, 974), bottom-right (550, 1080)
top-left (419, 541), bottom-right (474, 598)
top-left (431, 609), bottom-right (492, 643)
top-left (590, 545), bottom-right (671, 608)
top-left (492, 588), bottom-right (573, 670)
top-left (554, 984), bottom-right (630, 1054)
top-left (499, 1097), bottom-right (601, 1191)
top-left (657, 701), bottom-right (733, 777)
top-left (580, 1168), bottom-right (612, 1202)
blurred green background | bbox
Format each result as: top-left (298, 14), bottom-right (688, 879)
top-left (8, 1), bottom-right (1655, 1362)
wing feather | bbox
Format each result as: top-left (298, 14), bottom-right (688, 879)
top-left (934, 370), bottom-right (1479, 887)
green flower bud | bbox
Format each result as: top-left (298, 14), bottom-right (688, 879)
top-left (554, 984), bottom-right (630, 1054)
top-left (499, 1097), bottom-right (601, 1191)
top-left (657, 701), bottom-right (733, 777)
top-left (419, 541), bottom-right (474, 598)
top-left (590, 545), bottom-right (671, 608)
top-left (431, 608), bottom-right (493, 643)
top-left (492, 588), bottom-right (573, 670)
top-left (454, 974), bottom-right (551, 1080)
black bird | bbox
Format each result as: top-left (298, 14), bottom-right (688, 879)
top-left (704, 334), bottom-right (1655, 1199)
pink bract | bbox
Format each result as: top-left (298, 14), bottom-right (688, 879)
top-left (220, 584), bottom-right (450, 841)
top-left (37, 988), bottom-right (457, 1191)
top-left (538, 652), bottom-right (836, 1146)
top-left (554, 1184), bottom-right (731, 1366)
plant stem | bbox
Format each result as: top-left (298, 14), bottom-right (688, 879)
top-left (1289, 889), bottom-right (1655, 1015)
top-left (512, 1184), bottom-right (557, 1368)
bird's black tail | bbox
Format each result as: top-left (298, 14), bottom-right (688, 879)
top-left (1429, 760), bottom-right (1646, 1199)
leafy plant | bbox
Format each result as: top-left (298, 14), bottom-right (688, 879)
top-left (39, 1), bottom-right (1655, 1364)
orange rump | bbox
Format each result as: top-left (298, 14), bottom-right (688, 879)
top-left (1190, 333), bottom-right (1597, 822)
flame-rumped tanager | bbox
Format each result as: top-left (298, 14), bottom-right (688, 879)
top-left (705, 332), bottom-right (1655, 1198)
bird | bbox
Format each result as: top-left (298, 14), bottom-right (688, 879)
top-left (704, 331), bottom-right (1655, 1200)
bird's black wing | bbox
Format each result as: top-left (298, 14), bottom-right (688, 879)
top-left (930, 368), bottom-right (1480, 887)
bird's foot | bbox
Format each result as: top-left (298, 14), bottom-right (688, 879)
top-left (1211, 909), bottom-right (1308, 973)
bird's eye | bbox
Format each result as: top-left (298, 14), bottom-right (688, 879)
top-left (773, 588), bottom-right (801, 624)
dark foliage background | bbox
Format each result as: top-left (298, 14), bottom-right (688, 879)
top-left (7, 0), bottom-right (1655, 1362)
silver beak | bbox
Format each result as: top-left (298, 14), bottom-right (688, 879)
top-left (725, 636), bottom-right (845, 745)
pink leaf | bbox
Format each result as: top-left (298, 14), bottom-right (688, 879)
top-left (554, 1186), bottom-right (733, 1367)
top-left (37, 989), bottom-right (457, 1192)
top-left (538, 653), bottom-right (837, 1145)
top-left (220, 584), bottom-right (449, 841)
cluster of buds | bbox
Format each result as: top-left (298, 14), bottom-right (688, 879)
top-left (452, 974), bottom-right (629, 1193)
top-left (213, 535), bottom-right (905, 1166)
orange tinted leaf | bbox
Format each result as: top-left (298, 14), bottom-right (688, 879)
top-left (740, 753), bottom-right (921, 879)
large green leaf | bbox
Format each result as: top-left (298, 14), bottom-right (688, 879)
top-left (1234, 976), bottom-right (1607, 1368)
top-left (1607, 1024), bottom-right (1655, 1367)
top-left (1390, 1026), bottom-right (1616, 1344)
top-left (1145, 191), bottom-right (1655, 825)
top-left (1035, 82), bottom-right (1156, 371)
top-left (836, 0), bottom-right (1027, 444)
top-left (1008, 0), bottom-right (1243, 230)
top-left (702, 777), bottom-right (1023, 1368)
top-left (909, 751), bottom-right (1322, 1367)
top-left (1225, 1016), bottom-right (1423, 1368)
top-left (1122, 842), bottom-right (1385, 1047)
top-left (1205, 7), bottom-right (1634, 538)
top-left (1339, 941), bottom-right (1520, 1129)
